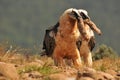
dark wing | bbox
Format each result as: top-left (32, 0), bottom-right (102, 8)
top-left (52, 22), bottom-right (59, 35)
top-left (42, 22), bottom-right (59, 56)
top-left (42, 29), bottom-right (55, 56)
top-left (88, 36), bottom-right (96, 51)
top-left (76, 39), bottom-right (82, 51)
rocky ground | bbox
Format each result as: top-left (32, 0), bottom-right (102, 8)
top-left (0, 53), bottom-right (120, 80)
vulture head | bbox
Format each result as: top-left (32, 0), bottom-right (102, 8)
top-left (78, 9), bottom-right (90, 20)
top-left (59, 8), bottom-right (82, 25)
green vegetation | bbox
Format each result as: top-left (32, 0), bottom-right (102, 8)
top-left (18, 64), bottom-right (59, 75)
top-left (93, 44), bottom-right (120, 71)
top-left (18, 59), bottom-right (61, 79)
top-left (93, 44), bottom-right (118, 60)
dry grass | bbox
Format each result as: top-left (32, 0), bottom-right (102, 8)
top-left (0, 43), bottom-right (120, 79)
top-left (93, 57), bottom-right (120, 72)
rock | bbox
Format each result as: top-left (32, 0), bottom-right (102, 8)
top-left (82, 67), bottom-right (96, 78)
top-left (83, 67), bottom-right (96, 73)
top-left (76, 67), bottom-right (96, 79)
top-left (105, 69), bottom-right (117, 76)
top-left (117, 71), bottom-right (120, 76)
top-left (0, 76), bottom-right (8, 80)
top-left (21, 73), bottom-right (30, 80)
top-left (28, 71), bottom-right (43, 78)
top-left (49, 73), bottom-right (68, 80)
top-left (48, 68), bottom-right (77, 80)
top-left (21, 71), bottom-right (43, 80)
top-left (49, 73), bottom-right (76, 80)
top-left (79, 77), bottom-right (94, 80)
top-left (94, 71), bottom-right (115, 80)
top-left (76, 68), bottom-right (116, 80)
top-left (0, 62), bottom-right (19, 80)
top-left (115, 71), bottom-right (120, 80)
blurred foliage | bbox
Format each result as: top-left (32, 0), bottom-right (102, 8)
top-left (0, 0), bottom-right (120, 54)
top-left (93, 44), bottom-right (118, 60)
top-left (18, 62), bottom-right (60, 75)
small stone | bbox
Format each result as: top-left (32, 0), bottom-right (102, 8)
top-left (105, 69), bottom-right (117, 76)
top-left (79, 77), bottom-right (94, 80)
top-left (49, 73), bottom-right (69, 80)
top-left (28, 71), bottom-right (43, 78)
top-left (117, 71), bottom-right (120, 76)
top-left (96, 71), bottom-right (115, 80)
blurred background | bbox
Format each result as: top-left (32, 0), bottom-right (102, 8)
top-left (0, 0), bottom-right (120, 54)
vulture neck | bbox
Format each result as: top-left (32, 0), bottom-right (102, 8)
top-left (59, 17), bottom-right (78, 34)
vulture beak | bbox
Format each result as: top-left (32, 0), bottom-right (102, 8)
top-left (68, 8), bottom-right (81, 20)
top-left (78, 9), bottom-right (90, 20)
